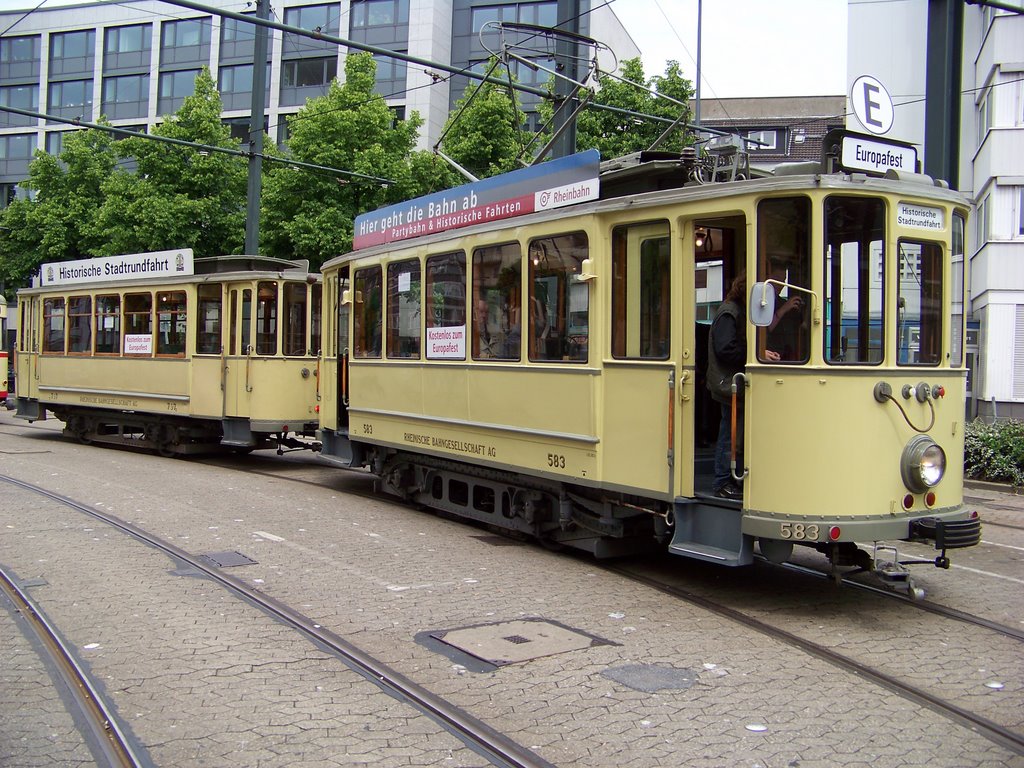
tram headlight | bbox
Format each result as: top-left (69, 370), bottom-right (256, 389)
top-left (900, 435), bottom-right (946, 493)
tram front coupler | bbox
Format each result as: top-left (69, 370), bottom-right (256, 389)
top-left (871, 544), bottom-right (927, 600)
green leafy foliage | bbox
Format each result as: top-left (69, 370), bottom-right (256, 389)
top-left (260, 53), bottom-right (458, 267)
top-left (964, 419), bottom-right (1024, 487)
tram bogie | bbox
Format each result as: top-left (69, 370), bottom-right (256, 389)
top-left (318, 139), bottom-right (982, 581)
top-left (14, 253), bottom-right (322, 455)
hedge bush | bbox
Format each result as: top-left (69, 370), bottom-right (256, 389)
top-left (964, 418), bottom-right (1024, 487)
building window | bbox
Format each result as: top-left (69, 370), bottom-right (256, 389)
top-left (158, 69), bottom-right (200, 114)
top-left (50, 29), bottom-right (95, 76)
top-left (0, 133), bottom-right (37, 177)
top-left (218, 63), bottom-right (271, 111)
top-left (280, 57), bottom-right (337, 106)
top-left (1017, 187), bottom-right (1024, 237)
top-left (351, 0), bottom-right (410, 28)
top-left (0, 85), bottom-right (38, 128)
top-left (978, 195), bottom-right (990, 247)
top-left (104, 24), bottom-right (152, 72)
top-left (160, 17), bottom-right (212, 66)
top-left (282, 4), bottom-right (339, 56)
top-left (47, 80), bottom-right (93, 120)
top-left (746, 129), bottom-right (779, 151)
top-left (220, 14), bottom-right (256, 61)
top-left (102, 74), bottom-right (149, 120)
top-left (0, 36), bottom-right (40, 80)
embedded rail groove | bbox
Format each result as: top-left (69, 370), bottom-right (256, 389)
top-left (0, 564), bottom-right (146, 768)
top-left (0, 473), bottom-right (554, 768)
top-left (608, 564), bottom-right (1024, 758)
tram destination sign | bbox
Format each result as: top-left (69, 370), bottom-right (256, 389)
top-left (353, 150), bottom-right (600, 250)
top-left (837, 131), bottom-right (918, 176)
top-left (40, 249), bottom-right (194, 287)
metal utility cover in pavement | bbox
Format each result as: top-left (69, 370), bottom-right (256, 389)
top-left (431, 620), bottom-right (608, 666)
top-left (198, 551), bottom-right (258, 568)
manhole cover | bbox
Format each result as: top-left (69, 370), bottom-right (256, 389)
top-left (197, 551), bottom-right (258, 568)
top-left (431, 619), bottom-right (611, 666)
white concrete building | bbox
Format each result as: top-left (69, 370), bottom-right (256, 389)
top-left (848, 0), bottom-right (1024, 419)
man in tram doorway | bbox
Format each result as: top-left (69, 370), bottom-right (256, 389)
top-left (706, 270), bottom-right (779, 500)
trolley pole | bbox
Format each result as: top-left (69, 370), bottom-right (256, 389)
top-left (244, 0), bottom-right (270, 255)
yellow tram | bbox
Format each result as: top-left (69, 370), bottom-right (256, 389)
top-left (15, 252), bottom-right (321, 455)
top-left (317, 137), bottom-right (981, 592)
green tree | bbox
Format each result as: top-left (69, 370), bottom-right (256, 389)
top-left (88, 68), bottom-right (248, 257)
top-left (440, 60), bottom-right (532, 179)
top-left (0, 127), bottom-right (118, 289)
top-left (573, 58), bottom-right (695, 158)
top-left (260, 52), bottom-right (457, 267)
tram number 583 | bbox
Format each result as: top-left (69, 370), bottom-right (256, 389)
top-left (779, 523), bottom-right (819, 541)
top-left (547, 453), bottom-right (566, 469)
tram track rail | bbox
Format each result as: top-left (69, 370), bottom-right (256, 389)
top-left (0, 472), bottom-right (554, 768)
top-left (0, 563), bottom-right (146, 768)
top-left (606, 563), bottom-right (1024, 758)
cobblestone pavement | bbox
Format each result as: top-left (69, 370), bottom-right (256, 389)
top-left (1, 413), bottom-right (1022, 767)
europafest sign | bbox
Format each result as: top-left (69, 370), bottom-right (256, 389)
top-left (353, 150), bottom-right (601, 250)
top-left (41, 249), bottom-right (194, 287)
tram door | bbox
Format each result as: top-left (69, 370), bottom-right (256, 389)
top-left (335, 268), bottom-right (350, 431)
top-left (16, 296), bottom-right (38, 400)
top-left (601, 222), bottom-right (677, 497)
top-left (222, 285), bottom-right (253, 418)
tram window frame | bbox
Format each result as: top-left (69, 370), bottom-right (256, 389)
top-left (196, 284), bottom-right (222, 355)
top-left (896, 239), bottom-right (943, 367)
top-left (951, 213), bottom-right (966, 367)
top-left (42, 297), bottom-right (65, 354)
top-left (611, 221), bottom-right (671, 360)
top-left (95, 294), bottom-right (121, 355)
top-left (353, 266), bottom-right (383, 358)
top-left (528, 232), bottom-right (589, 363)
top-left (156, 291), bottom-right (186, 357)
top-left (255, 281), bottom-right (278, 355)
top-left (425, 251), bottom-right (466, 361)
top-left (123, 292), bottom-right (153, 356)
top-left (67, 295), bottom-right (92, 355)
top-left (387, 258), bottom-right (422, 359)
top-left (756, 197), bottom-right (811, 364)
top-left (310, 282), bottom-right (322, 356)
top-left (823, 196), bottom-right (886, 366)
top-left (472, 242), bottom-right (522, 361)
top-left (283, 282), bottom-right (308, 356)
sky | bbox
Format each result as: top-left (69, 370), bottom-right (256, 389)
top-left (0, 0), bottom-right (849, 100)
top-left (611, 0), bottom-right (848, 99)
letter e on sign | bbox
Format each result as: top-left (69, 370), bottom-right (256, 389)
top-left (851, 75), bottom-right (894, 135)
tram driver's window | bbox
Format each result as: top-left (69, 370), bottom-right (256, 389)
top-left (426, 251), bottom-right (466, 360)
top-left (256, 281), bottom-right (277, 355)
top-left (353, 266), bottom-right (382, 358)
top-left (95, 295), bottom-right (121, 354)
top-left (612, 221), bottom-right (670, 359)
top-left (68, 296), bottom-right (92, 354)
top-left (528, 232), bottom-right (589, 363)
top-left (196, 285), bottom-right (221, 355)
top-left (472, 242), bottom-right (522, 361)
top-left (156, 291), bottom-right (186, 356)
top-left (387, 258), bottom-right (421, 359)
top-left (756, 197), bottom-right (811, 363)
top-left (283, 282), bottom-right (307, 356)
top-left (897, 240), bottom-right (942, 366)
top-left (43, 297), bottom-right (65, 353)
top-left (824, 196), bottom-right (885, 365)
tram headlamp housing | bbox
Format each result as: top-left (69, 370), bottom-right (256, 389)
top-left (900, 435), bottom-right (946, 493)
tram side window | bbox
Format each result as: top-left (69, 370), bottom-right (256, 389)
top-left (472, 242), bottom-right (522, 361)
top-left (283, 282), bottom-right (307, 356)
top-left (353, 266), bottom-right (382, 358)
top-left (897, 240), bottom-right (943, 366)
top-left (68, 296), bottom-right (92, 354)
top-left (196, 285), bottom-right (221, 355)
top-left (95, 295), bottom-right (121, 354)
top-left (20, 299), bottom-right (31, 352)
top-left (256, 282), bottom-right (277, 355)
top-left (756, 197), bottom-right (811, 363)
top-left (426, 251), bottom-right (466, 360)
top-left (951, 213), bottom-right (965, 367)
top-left (612, 222), bottom-right (670, 359)
top-left (529, 232), bottom-right (589, 363)
top-left (124, 293), bottom-right (152, 355)
top-left (387, 259), bottom-right (422, 359)
top-left (156, 291), bottom-right (186, 356)
top-left (311, 283), bottom-right (322, 355)
top-left (43, 297), bottom-right (65, 353)
top-left (824, 196), bottom-right (885, 365)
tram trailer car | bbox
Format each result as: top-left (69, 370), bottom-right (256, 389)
top-left (317, 141), bottom-right (981, 594)
top-left (15, 253), bottom-right (322, 456)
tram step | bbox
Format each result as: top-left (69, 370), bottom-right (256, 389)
top-left (668, 501), bottom-right (753, 567)
top-left (668, 541), bottom-right (752, 566)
